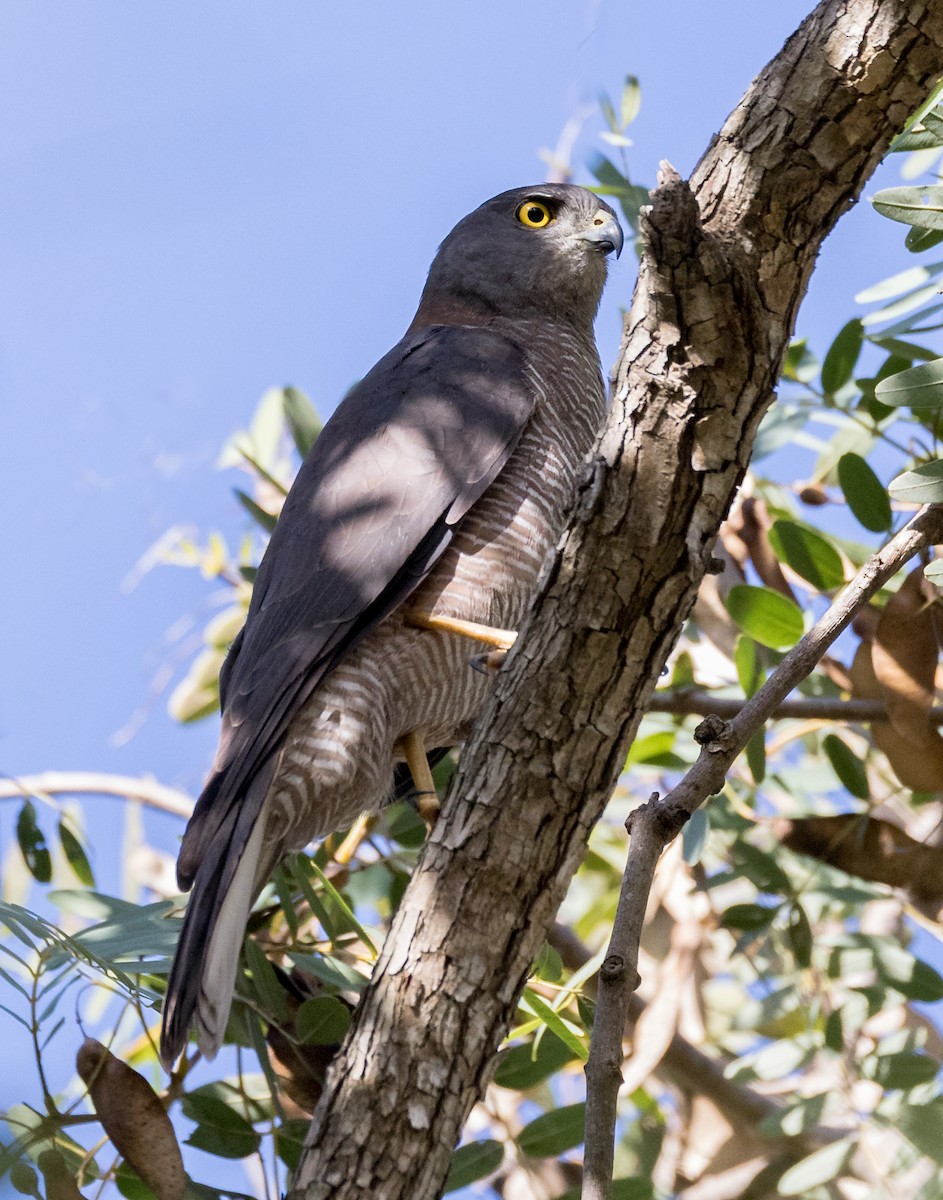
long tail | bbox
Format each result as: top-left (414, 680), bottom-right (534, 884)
top-left (160, 769), bottom-right (276, 1069)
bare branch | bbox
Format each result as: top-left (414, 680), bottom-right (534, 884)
top-left (581, 505), bottom-right (943, 1196)
top-left (0, 772), bottom-right (195, 819)
top-left (583, 798), bottom-right (684, 1199)
top-left (647, 691), bottom-right (943, 724)
top-left (670, 506), bottom-right (943, 821)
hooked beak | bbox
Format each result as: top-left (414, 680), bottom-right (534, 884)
top-left (580, 211), bottom-right (624, 259)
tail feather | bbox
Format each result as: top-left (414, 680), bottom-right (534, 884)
top-left (160, 766), bottom-right (276, 1069)
top-left (193, 796), bottom-right (270, 1059)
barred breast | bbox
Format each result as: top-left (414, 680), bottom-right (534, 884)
top-left (264, 318), bottom-right (605, 853)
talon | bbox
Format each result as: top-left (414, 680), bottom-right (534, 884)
top-left (401, 608), bottom-right (518, 651)
top-left (470, 649), bottom-right (509, 675)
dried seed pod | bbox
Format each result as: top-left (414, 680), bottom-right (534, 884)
top-left (76, 1039), bottom-right (185, 1200)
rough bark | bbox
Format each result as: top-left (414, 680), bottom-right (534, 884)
top-left (292, 3), bottom-right (943, 1197)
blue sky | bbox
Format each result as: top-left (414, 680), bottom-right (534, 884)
top-left (3, 0), bottom-right (856, 851)
top-left (0, 0), bottom-right (928, 1192)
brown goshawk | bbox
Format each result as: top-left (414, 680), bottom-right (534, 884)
top-left (160, 184), bottom-right (623, 1068)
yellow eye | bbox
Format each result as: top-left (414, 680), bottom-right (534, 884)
top-left (516, 200), bottom-right (552, 229)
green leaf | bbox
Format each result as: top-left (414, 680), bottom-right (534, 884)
top-left (873, 184), bottom-right (943, 230)
top-left (557, 1180), bottom-right (653, 1200)
top-left (746, 730), bottom-right (766, 784)
top-left (620, 75), bottom-right (641, 128)
top-left (725, 585), bottom-right (804, 650)
top-left (114, 1162), bottom-right (158, 1200)
top-left (57, 820), bottom-right (94, 887)
top-left (734, 635), bottom-right (762, 697)
top-left (626, 730), bottom-right (682, 767)
top-left (837, 453), bottom-right (892, 532)
top-left (515, 1102), bottom-right (585, 1158)
top-left (275, 1119), bottom-right (309, 1171)
top-left (907, 225), bottom-right (943, 252)
top-left (494, 1033), bottom-right (577, 1090)
top-left (925, 559), bottom-right (943, 585)
top-left (899, 1099), bottom-right (943, 1163)
top-left (787, 903), bottom-right (813, 969)
top-left (599, 93), bottom-right (619, 135)
top-left (776, 1136), bottom-right (854, 1194)
top-left (576, 994), bottom-right (595, 1031)
top-left (288, 951), bottom-right (368, 994)
top-left (9, 1162), bottom-right (41, 1199)
top-left (888, 459), bottom-right (943, 504)
top-left (768, 520), bottom-right (845, 591)
top-left (874, 357), bottom-right (943, 408)
top-left (863, 1051), bottom-right (939, 1090)
top-left (824, 1011), bottom-right (844, 1053)
top-left (752, 406), bottom-right (807, 459)
top-left (782, 338), bottom-right (820, 382)
top-left (876, 946), bottom-right (943, 1002)
top-left (868, 334), bottom-right (939, 361)
top-left (821, 319), bottom-right (864, 394)
top-left (233, 489), bottom-right (278, 533)
top-left (822, 734), bottom-right (870, 799)
top-left (533, 943), bottom-right (563, 983)
top-left (182, 1094), bottom-right (260, 1160)
top-left (733, 843), bottom-right (792, 892)
top-left (443, 1140), bottom-right (503, 1192)
top-left (243, 939), bottom-right (290, 1025)
top-left (855, 264), bottom-right (943, 304)
top-left (16, 802), bottom-right (51, 883)
top-left (307, 860), bottom-right (377, 954)
top-left (682, 808), bottom-right (709, 864)
top-left (521, 989), bottom-right (588, 1061)
top-left (730, 1037), bottom-right (813, 1084)
top-left (721, 903), bottom-right (778, 931)
top-left (862, 286), bottom-right (943, 330)
top-left (282, 387), bottom-right (322, 457)
top-left (295, 996), bottom-right (351, 1045)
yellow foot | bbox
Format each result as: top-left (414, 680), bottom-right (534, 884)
top-left (401, 608), bottom-right (518, 652)
top-left (398, 729), bottom-right (440, 829)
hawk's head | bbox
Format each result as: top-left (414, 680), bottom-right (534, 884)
top-left (413, 184), bottom-right (623, 331)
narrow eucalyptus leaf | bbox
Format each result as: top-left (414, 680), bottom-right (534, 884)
top-left (443, 1140), bottom-right (503, 1192)
top-left (16, 802), bottom-right (51, 883)
top-left (725, 585), bottom-right (804, 650)
top-left (837, 453), bottom-right (892, 532)
top-left (515, 1102), bottom-right (586, 1158)
top-left (888, 460), bottom-right (943, 504)
top-left (873, 184), bottom-right (943, 231)
top-left (874, 357), bottom-right (943, 408)
top-left (769, 520), bottom-right (845, 590)
top-left (822, 734), bottom-right (870, 799)
top-left (821, 319), bottom-right (864, 394)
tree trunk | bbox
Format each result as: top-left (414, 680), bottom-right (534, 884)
top-left (291, 3), bottom-right (943, 1196)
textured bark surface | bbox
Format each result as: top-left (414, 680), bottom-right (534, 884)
top-left (292, 3), bottom-right (943, 1197)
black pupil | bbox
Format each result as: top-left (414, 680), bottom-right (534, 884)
top-left (527, 205), bottom-right (546, 223)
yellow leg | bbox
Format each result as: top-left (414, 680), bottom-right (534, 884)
top-left (400, 608), bottom-right (518, 651)
top-left (399, 729), bottom-right (440, 827)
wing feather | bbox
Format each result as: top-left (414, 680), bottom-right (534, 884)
top-left (177, 324), bottom-right (534, 886)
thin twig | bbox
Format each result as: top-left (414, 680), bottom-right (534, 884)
top-left (647, 691), bottom-right (943, 724)
top-left (582, 800), bottom-right (690, 1200)
top-left (581, 505), bottom-right (943, 1200)
top-left (0, 772), bottom-right (195, 819)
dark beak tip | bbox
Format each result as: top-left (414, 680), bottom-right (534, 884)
top-left (582, 216), bottom-right (624, 260)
